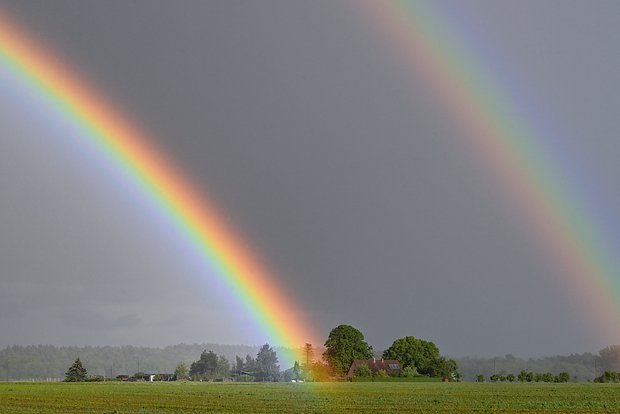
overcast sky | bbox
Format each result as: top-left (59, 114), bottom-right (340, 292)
top-left (1, 0), bottom-right (619, 358)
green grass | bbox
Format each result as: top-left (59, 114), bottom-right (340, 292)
top-left (1, 382), bottom-right (619, 413)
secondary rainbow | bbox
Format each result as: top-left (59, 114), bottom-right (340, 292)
top-left (361, 1), bottom-right (620, 342)
top-left (0, 10), bottom-right (319, 365)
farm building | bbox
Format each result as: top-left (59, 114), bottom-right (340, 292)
top-left (346, 358), bottom-right (401, 380)
top-left (140, 373), bottom-right (174, 382)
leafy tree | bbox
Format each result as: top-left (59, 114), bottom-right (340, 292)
top-left (401, 365), bottom-right (418, 378)
top-left (594, 371), bottom-right (620, 383)
top-left (282, 367), bottom-right (296, 382)
top-left (216, 355), bottom-right (231, 377)
top-left (65, 358), bottom-right (87, 382)
top-left (234, 356), bottom-right (245, 375)
top-left (433, 357), bottom-right (459, 380)
top-left (382, 336), bottom-right (454, 377)
top-left (255, 344), bottom-right (280, 381)
top-left (539, 372), bottom-right (555, 382)
top-left (323, 325), bottom-right (373, 376)
top-left (556, 372), bottom-right (570, 383)
top-left (303, 343), bottom-right (314, 366)
top-left (244, 354), bottom-right (257, 373)
top-left (292, 361), bottom-right (301, 380)
top-left (506, 373), bottom-right (515, 382)
top-left (476, 374), bottom-right (485, 382)
top-left (174, 362), bottom-right (188, 380)
top-left (189, 350), bottom-right (218, 379)
top-left (599, 345), bottom-right (620, 372)
top-left (308, 360), bottom-right (331, 381)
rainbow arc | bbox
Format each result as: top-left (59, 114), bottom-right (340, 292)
top-left (361, 0), bottom-right (620, 341)
top-left (0, 10), bottom-right (319, 367)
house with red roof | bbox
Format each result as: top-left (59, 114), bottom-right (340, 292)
top-left (346, 358), bottom-right (401, 380)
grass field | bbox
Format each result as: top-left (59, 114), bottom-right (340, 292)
top-left (1, 382), bottom-right (619, 413)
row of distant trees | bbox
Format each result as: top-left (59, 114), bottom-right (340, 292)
top-left (64, 325), bottom-right (457, 382)
top-left (56, 335), bottom-right (620, 382)
top-left (64, 344), bottom-right (283, 383)
top-left (476, 371), bottom-right (570, 383)
top-left (459, 345), bottom-right (620, 382)
top-left (182, 344), bottom-right (281, 382)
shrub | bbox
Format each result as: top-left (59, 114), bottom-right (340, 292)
top-left (354, 364), bottom-right (372, 378)
top-left (594, 371), bottom-right (620, 383)
top-left (401, 366), bottom-right (418, 378)
top-left (374, 369), bottom-right (389, 378)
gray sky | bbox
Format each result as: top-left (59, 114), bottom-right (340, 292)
top-left (1, 0), bottom-right (619, 358)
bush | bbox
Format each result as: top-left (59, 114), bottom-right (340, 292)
top-left (374, 369), bottom-right (388, 378)
top-left (594, 371), bottom-right (620, 383)
top-left (354, 364), bottom-right (372, 378)
top-left (401, 366), bottom-right (418, 378)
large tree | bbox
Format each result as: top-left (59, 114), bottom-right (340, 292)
top-left (255, 344), bottom-right (280, 381)
top-left (599, 345), bottom-right (620, 372)
top-left (65, 358), bottom-right (87, 382)
top-left (189, 350), bottom-right (218, 379)
top-left (303, 343), bottom-right (314, 367)
top-left (234, 356), bottom-right (245, 374)
top-left (323, 325), bottom-right (373, 375)
top-left (215, 355), bottom-right (231, 377)
top-left (382, 336), bottom-right (453, 377)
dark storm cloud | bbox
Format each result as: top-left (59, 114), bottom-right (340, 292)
top-left (0, 0), bottom-right (619, 356)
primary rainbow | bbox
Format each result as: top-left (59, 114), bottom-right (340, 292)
top-left (361, 1), bottom-right (620, 342)
top-left (0, 10), bottom-right (319, 366)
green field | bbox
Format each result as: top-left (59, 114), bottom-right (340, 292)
top-left (1, 382), bottom-right (619, 413)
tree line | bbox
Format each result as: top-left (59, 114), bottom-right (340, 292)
top-left (61, 325), bottom-right (457, 382)
top-left (184, 344), bottom-right (281, 382)
top-left (476, 371), bottom-right (571, 383)
top-left (458, 350), bottom-right (615, 382)
top-left (4, 334), bottom-right (620, 382)
top-left (0, 343), bottom-right (265, 380)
